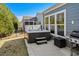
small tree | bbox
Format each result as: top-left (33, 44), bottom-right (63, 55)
top-left (14, 22), bottom-right (18, 33)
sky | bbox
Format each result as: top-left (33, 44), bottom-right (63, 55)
top-left (6, 3), bottom-right (55, 21)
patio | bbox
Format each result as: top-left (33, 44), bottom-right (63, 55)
top-left (25, 39), bottom-right (70, 56)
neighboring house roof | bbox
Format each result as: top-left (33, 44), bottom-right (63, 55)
top-left (23, 16), bottom-right (32, 19)
top-left (30, 17), bottom-right (37, 21)
top-left (43, 3), bottom-right (67, 14)
top-left (22, 16), bottom-right (32, 22)
top-left (22, 16), bottom-right (38, 23)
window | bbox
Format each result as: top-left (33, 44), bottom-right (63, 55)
top-left (50, 15), bottom-right (55, 24)
top-left (44, 9), bottom-right (66, 37)
top-left (25, 22), bottom-right (29, 25)
top-left (50, 15), bottom-right (55, 34)
top-left (57, 13), bottom-right (64, 24)
top-left (57, 12), bottom-right (64, 36)
top-left (57, 25), bottom-right (64, 36)
top-left (50, 25), bottom-right (55, 33)
top-left (45, 17), bottom-right (49, 24)
top-left (44, 17), bottom-right (49, 30)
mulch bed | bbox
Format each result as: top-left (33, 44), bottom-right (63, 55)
top-left (0, 33), bottom-right (29, 56)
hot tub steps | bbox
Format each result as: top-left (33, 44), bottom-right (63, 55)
top-left (36, 40), bottom-right (47, 45)
top-left (35, 37), bottom-right (47, 45)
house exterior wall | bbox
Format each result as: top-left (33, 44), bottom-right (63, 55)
top-left (22, 16), bottom-right (32, 31)
top-left (66, 4), bottom-right (79, 36)
top-left (36, 13), bottom-right (44, 29)
top-left (44, 3), bottom-right (79, 36)
top-left (36, 13), bottom-right (44, 25)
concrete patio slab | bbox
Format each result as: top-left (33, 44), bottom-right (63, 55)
top-left (25, 39), bottom-right (70, 56)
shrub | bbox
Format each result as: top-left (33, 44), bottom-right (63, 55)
top-left (0, 4), bottom-right (19, 37)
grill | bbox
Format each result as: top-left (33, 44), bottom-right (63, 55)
top-left (70, 31), bottom-right (79, 38)
top-left (69, 31), bottom-right (79, 56)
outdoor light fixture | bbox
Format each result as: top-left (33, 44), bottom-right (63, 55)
top-left (71, 20), bottom-right (74, 24)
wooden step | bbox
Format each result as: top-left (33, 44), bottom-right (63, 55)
top-left (36, 40), bottom-right (47, 45)
top-left (36, 41), bottom-right (47, 45)
top-left (35, 37), bottom-right (47, 41)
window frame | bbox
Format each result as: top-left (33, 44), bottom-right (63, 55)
top-left (44, 9), bottom-right (66, 37)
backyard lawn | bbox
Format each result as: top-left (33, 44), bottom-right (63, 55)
top-left (0, 33), bottom-right (29, 56)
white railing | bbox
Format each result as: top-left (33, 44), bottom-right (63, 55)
top-left (25, 25), bottom-right (42, 31)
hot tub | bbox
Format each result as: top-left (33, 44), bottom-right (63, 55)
top-left (25, 25), bottom-right (51, 43)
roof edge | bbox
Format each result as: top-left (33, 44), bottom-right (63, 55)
top-left (43, 3), bottom-right (67, 14)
